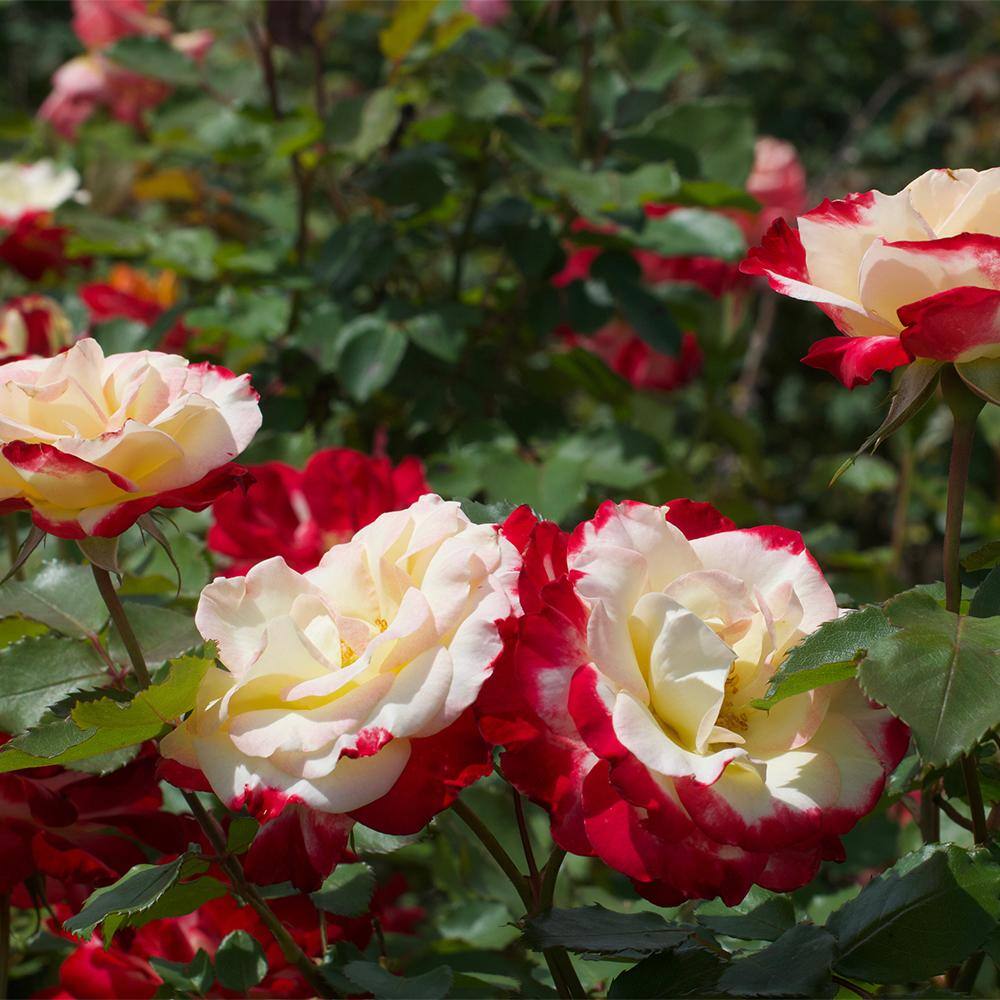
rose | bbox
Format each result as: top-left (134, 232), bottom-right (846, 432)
top-left (741, 167), bottom-right (1000, 388)
top-left (39, 54), bottom-right (170, 140)
top-left (0, 339), bottom-right (260, 538)
top-left (71, 0), bottom-right (171, 48)
top-left (478, 500), bottom-right (908, 905)
top-left (0, 160), bottom-right (81, 280)
top-left (162, 495), bottom-right (518, 876)
top-left (0, 296), bottom-right (75, 360)
top-left (207, 447), bottom-right (430, 575)
top-left (744, 136), bottom-right (809, 241)
top-left (563, 321), bottom-right (703, 393)
top-left (0, 741), bottom-right (193, 906)
top-left (80, 265), bottom-right (195, 353)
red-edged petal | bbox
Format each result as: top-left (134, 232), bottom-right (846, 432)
top-left (243, 803), bottom-right (354, 892)
top-left (802, 334), bottom-right (912, 388)
top-left (899, 286), bottom-right (1000, 362)
top-left (349, 708), bottom-right (493, 835)
top-left (663, 498), bottom-right (736, 540)
top-left (740, 217), bottom-right (808, 285)
top-left (3, 441), bottom-right (138, 493)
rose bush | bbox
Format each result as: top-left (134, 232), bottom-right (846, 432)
top-left (0, 339), bottom-right (260, 537)
top-left (479, 500), bottom-right (908, 904)
top-left (207, 447), bottom-right (429, 575)
top-left (742, 167), bottom-right (1000, 386)
top-left (163, 495), bottom-right (518, 878)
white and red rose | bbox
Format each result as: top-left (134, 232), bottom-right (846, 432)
top-left (0, 339), bottom-right (260, 538)
top-left (741, 167), bottom-right (1000, 387)
top-left (0, 296), bottom-right (75, 361)
top-left (478, 500), bottom-right (908, 905)
top-left (162, 495), bottom-right (519, 886)
top-left (207, 447), bottom-right (430, 576)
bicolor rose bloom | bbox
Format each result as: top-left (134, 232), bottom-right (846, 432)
top-left (0, 339), bottom-right (260, 538)
top-left (207, 447), bottom-right (430, 575)
top-left (478, 500), bottom-right (908, 905)
top-left (71, 0), bottom-right (171, 48)
top-left (0, 160), bottom-right (81, 280)
top-left (162, 495), bottom-right (518, 884)
top-left (80, 264), bottom-right (194, 353)
top-left (741, 167), bottom-right (1000, 387)
top-left (0, 296), bottom-right (75, 360)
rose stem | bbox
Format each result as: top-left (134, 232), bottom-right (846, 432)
top-left (0, 891), bottom-right (10, 1000)
top-left (452, 798), bottom-right (584, 998)
top-left (90, 565), bottom-right (151, 690)
top-left (513, 789), bottom-right (541, 893)
top-left (91, 564), bottom-right (336, 999)
top-left (941, 367), bottom-right (988, 847)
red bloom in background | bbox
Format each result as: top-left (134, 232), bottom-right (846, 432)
top-left (80, 264), bottom-right (192, 352)
top-left (207, 447), bottom-right (430, 575)
top-left (39, 1), bottom-right (213, 140)
top-left (553, 138), bottom-right (806, 392)
top-left (478, 501), bottom-right (907, 905)
top-left (40, 877), bottom-right (424, 999)
top-left (0, 741), bottom-right (195, 910)
top-left (0, 296), bottom-right (75, 360)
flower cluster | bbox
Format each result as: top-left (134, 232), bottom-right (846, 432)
top-left (0, 296), bottom-right (74, 361)
top-left (742, 166), bottom-right (1000, 387)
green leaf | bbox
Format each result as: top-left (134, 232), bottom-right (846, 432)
top-left (617, 25), bottom-right (693, 89)
top-left (149, 950), bottom-right (214, 996)
top-left (104, 36), bottom-right (201, 86)
top-left (351, 824), bottom-right (425, 854)
top-left (335, 315), bottom-right (408, 402)
top-left (343, 961), bottom-right (452, 1000)
top-left (964, 541), bottom-right (1000, 572)
top-left (378, 0), bottom-right (438, 62)
top-left (328, 89), bottom-right (400, 161)
top-left (109, 603), bottom-right (200, 667)
top-left (970, 566), bottom-right (1000, 618)
top-left (63, 853), bottom-right (204, 938)
top-left (755, 606), bottom-right (893, 707)
top-left (697, 895), bottom-right (795, 943)
top-left (368, 149), bottom-right (451, 210)
top-left (640, 100), bottom-right (755, 187)
top-left (590, 258), bottom-right (683, 356)
top-left (226, 816), bottom-right (260, 856)
top-left (718, 923), bottom-right (837, 998)
top-left (956, 357), bottom-right (1000, 406)
top-left (310, 863), bottom-right (376, 917)
top-left (0, 636), bottom-right (108, 733)
top-left (833, 359), bottom-right (942, 482)
top-left (635, 209), bottom-right (746, 261)
top-left (317, 218), bottom-right (396, 295)
top-left (458, 499), bottom-right (519, 526)
top-left (403, 312), bottom-right (466, 363)
top-left (215, 930), bottom-right (268, 993)
top-left (0, 655), bottom-right (211, 773)
top-left (608, 943), bottom-right (727, 999)
top-left (828, 844), bottom-right (1000, 983)
top-left (523, 906), bottom-right (697, 959)
top-left (858, 591), bottom-right (1000, 765)
top-left (148, 228), bottom-right (220, 281)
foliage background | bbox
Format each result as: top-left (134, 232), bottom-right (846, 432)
top-left (1, 1), bottom-right (999, 997)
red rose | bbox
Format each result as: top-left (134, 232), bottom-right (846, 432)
top-left (207, 447), bottom-right (430, 575)
top-left (478, 501), bottom-right (908, 905)
top-left (0, 741), bottom-right (196, 906)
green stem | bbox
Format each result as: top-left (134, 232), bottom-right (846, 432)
top-left (0, 892), bottom-right (10, 1000)
top-left (452, 799), bottom-right (584, 998)
top-left (183, 791), bottom-right (336, 999)
top-left (452, 798), bottom-right (533, 911)
top-left (4, 518), bottom-right (21, 580)
top-left (941, 369), bottom-right (988, 847)
top-left (537, 849), bottom-right (585, 999)
top-left (91, 565), bottom-right (150, 689)
top-left (513, 790), bottom-right (540, 891)
top-left (90, 563), bottom-right (333, 996)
